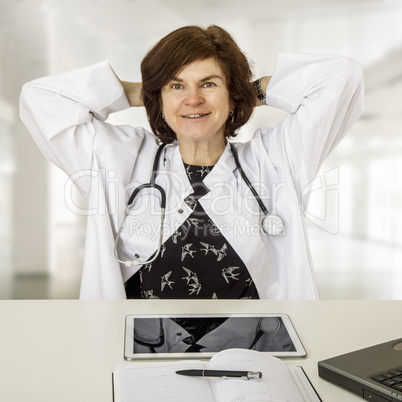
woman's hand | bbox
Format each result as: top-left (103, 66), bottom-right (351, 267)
top-left (121, 81), bottom-right (144, 107)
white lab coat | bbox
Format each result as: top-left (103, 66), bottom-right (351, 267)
top-left (19, 52), bottom-right (364, 299)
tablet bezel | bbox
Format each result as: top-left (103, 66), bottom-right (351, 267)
top-left (124, 312), bottom-right (306, 360)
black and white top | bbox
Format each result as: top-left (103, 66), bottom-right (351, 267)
top-left (125, 163), bottom-right (260, 300)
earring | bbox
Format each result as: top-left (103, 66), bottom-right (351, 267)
top-left (228, 110), bottom-right (235, 123)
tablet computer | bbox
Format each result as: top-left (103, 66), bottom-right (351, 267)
top-left (124, 313), bottom-right (306, 360)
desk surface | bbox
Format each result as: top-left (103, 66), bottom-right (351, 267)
top-left (1, 299), bottom-right (401, 402)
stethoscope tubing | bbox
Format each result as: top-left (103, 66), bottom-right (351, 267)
top-left (229, 143), bottom-right (269, 216)
top-left (113, 144), bottom-right (167, 267)
top-left (114, 142), bottom-right (285, 267)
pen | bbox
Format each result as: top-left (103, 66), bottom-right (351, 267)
top-left (176, 369), bottom-right (262, 380)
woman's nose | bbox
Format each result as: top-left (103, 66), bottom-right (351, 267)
top-left (184, 87), bottom-right (205, 106)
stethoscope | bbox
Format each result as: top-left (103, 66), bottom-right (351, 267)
top-left (114, 143), bottom-right (285, 267)
top-left (134, 317), bottom-right (281, 353)
top-left (229, 143), bottom-right (285, 237)
top-left (114, 145), bottom-right (167, 267)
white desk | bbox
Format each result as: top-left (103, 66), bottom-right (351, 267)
top-left (1, 300), bottom-right (401, 401)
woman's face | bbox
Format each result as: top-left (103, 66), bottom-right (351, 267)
top-left (161, 57), bottom-right (231, 145)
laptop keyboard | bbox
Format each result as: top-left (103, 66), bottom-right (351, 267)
top-left (372, 368), bottom-right (402, 392)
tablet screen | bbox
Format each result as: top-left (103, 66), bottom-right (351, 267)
top-left (124, 313), bottom-right (306, 360)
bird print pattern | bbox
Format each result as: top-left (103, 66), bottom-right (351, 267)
top-left (124, 163), bottom-right (259, 300)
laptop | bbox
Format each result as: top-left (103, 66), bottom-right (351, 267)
top-left (318, 338), bottom-right (402, 401)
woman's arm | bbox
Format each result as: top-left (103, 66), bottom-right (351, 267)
top-left (19, 61), bottom-right (135, 198)
top-left (260, 53), bottom-right (364, 189)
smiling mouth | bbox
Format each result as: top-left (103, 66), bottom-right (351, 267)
top-left (182, 113), bottom-right (211, 119)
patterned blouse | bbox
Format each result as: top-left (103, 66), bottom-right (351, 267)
top-left (125, 163), bottom-right (259, 300)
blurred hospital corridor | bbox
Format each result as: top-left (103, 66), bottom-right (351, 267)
top-left (1, 0), bottom-right (402, 299)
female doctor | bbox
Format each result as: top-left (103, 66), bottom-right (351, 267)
top-left (19, 25), bottom-right (364, 300)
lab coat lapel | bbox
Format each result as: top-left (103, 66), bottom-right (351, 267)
top-left (157, 144), bottom-right (194, 243)
top-left (162, 143), bottom-right (192, 198)
top-left (200, 143), bottom-right (289, 259)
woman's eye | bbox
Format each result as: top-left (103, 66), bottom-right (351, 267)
top-left (203, 82), bottom-right (215, 88)
top-left (172, 83), bottom-right (183, 90)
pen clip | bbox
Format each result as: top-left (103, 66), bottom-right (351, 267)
top-left (222, 375), bottom-right (249, 380)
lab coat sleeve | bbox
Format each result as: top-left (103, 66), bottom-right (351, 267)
top-left (19, 61), bottom-right (134, 198)
top-left (263, 52), bottom-right (364, 192)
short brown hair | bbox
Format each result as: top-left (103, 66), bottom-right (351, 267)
top-left (141, 25), bottom-right (255, 144)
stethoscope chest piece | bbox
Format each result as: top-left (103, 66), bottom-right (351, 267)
top-left (261, 213), bottom-right (285, 236)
